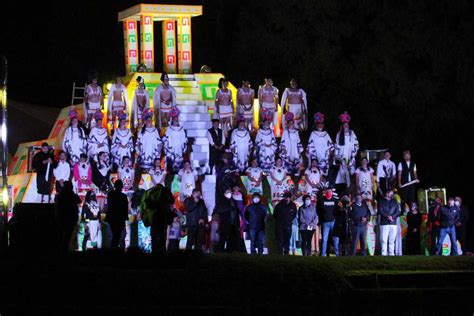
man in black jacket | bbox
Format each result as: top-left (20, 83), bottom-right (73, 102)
top-left (273, 192), bottom-right (297, 255)
top-left (436, 197), bottom-right (460, 256)
top-left (245, 192), bottom-right (268, 254)
top-left (33, 142), bottom-right (54, 203)
top-left (105, 180), bottom-right (129, 249)
top-left (378, 190), bottom-right (401, 256)
top-left (215, 188), bottom-right (241, 252)
top-left (455, 196), bottom-right (469, 254)
top-left (185, 189), bottom-right (208, 252)
top-left (349, 193), bottom-right (371, 256)
top-left (428, 198), bottom-right (443, 255)
top-left (317, 189), bottom-right (340, 256)
top-left (55, 181), bottom-right (81, 252)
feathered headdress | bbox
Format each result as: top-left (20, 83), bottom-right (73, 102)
top-left (169, 107), bottom-right (180, 118)
top-left (285, 111), bottom-right (294, 122)
top-left (118, 111), bottom-right (128, 122)
top-left (339, 111), bottom-right (351, 123)
top-left (142, 108), bottom-right (153, 120)
top-left (93, 109), bottom-right (104, 121)
top-left (68, 108), bottom-right (78, 120)
top-left (314, 112), bottom-right (325, 123)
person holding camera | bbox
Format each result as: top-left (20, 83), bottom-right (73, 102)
top-left (185, 189), bottom-right (208, 252)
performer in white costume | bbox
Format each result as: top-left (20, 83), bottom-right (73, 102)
top-left (280, 113), bottom-right (304, 176)
top-left (335, 112), bottom-right (359, 174)
top-left (83, 77), bottom-right (103, 128)
top-left (355, 157), bottom-right (375, 201)
top-left (136, 109), bottom-right (162, 171)
top-left (236, 79), bottom-right (255, 131)
top-left (246, 159), bottom-right (263, 194)
top-left (87, 110), bottom-right (109, 162)
top-left (153, 72), bottom-right (177, 129)
top-left (178, 161), bottom-right (198, 200)
top-left (111, 111), bottom-right (133, 170)
top-left (163, 107), bottom-right (187, 173)
top-left (269, 157), bottom-right (289, 204)
top-left (82, 191), bottom-right (102, 249)
top-left (254, 113), bottom-right (277, 172)
top-left (280, 78), bottom-right (307, 130)
top-left (118, 156), bottom-right (135, 196)
top-left (258, 78), bottom-right (279, 127)
top-left (215, 77), bottom-right (233, 136)
top-left (62, 108), bottom-right (87, 165)
top-left (307, 112), bottom-right (333, 175)
top-left (304, 159), bottom-right (322, 198)
top-left (230, 117), bottom-right (253, 173)
top-left (148, 158), bottom-right (166, 188)
top-left (131, 81), bottom-right (150, 130)
top-left (73, 153), bottom-right (92, 196)
top-left (107, 77), bottom-right (128, 130)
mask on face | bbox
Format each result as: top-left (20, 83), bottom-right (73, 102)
top-left (454, 201), bottom-right (461, 207)
top-left (253, 197), bottom-right (260, 204)
top-left (325, 191), bottom-right (333, 199)
top-left (224, 192), bottom-right (232, 199)
top-left (233, 192), bottom-right (243, 201)
top-left (304, 200), bottom-right (311, 207)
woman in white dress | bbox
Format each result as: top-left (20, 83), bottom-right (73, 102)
top-left (62, 108), bottom-right (87, 165)
top-left (148, 158), bottom-right (166, 188)
top-left (87, 110), bottom-right (110, 162)
top-left (163, 108), bottom-right (187, 173)
top-left (178, 161), bottom-right (198, 200)
top-left (335, 112), bottom-right (359, 174)
top-left (131, 81), bottom-right (150, 131)
top-left (230, 117), bottom-right (253, 173)
top-left (246, 159), bottom-right (263, 194)
top-left (307, 112), bottom-right (333, 174)
top-left (136, 109), bottom-right (162, 171)
top-left (280, 113), bottom-right (304, 176)
top-left (118, 156), bottom-right (135, 196)
top-left (255, 114), bottom-right (277, 172)
top-left (111, 111), bottom-right (133, 170)
top-left (269, 157), bottom-right (289, 204)
top-left (304, 159), bottom-right (322, 198)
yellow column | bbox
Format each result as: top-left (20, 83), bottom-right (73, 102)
top-left (140, 15), bottom-right (154, 72)
top-left (177, 16), bottom-right (192, 74)
top-left (162, 20), bottom-right (177, 74)
top-left (123, 20), bottom-right (138, 74)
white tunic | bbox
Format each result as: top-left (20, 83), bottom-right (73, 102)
top-left (307, 130), bottom-right (333, 170)
top-left (163, 125), bottom-right (187, 169)
top-left (111, 128), bottom-right (133, 166)
top-left (87, 127), bottom-right (109, 160)
top-left (230, 128), bottom-right (252, 172)
top-left (178, 168), bottom-right (198, 198)
top-left (270, 166), bottom-right (288, 203)
top-left (335, 130), bottom-right (359, 171)
top-left (304, 168), bottom-right (321, 195)
top-left (280, 129), bottom-right (303, 173)
top-left (255, 128), bottom-right (277, 172)
top-left (62, 126), bottom-right (87, 164)
top-left (246, 167), bottom-right (263, 194)
top-left (118, 165), bottom-right (134, 194)
top-left (136, 127), bottom-right (162, 170)
top-left (355, 167), bottom-right (374, 198)
top-left (149, 167), bottom-right (166, 187)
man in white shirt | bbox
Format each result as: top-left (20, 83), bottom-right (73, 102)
top-left (53, 151), bottom-right (71, 195)
top-left (376, 151), bottom-right (396, 200)
top-left (397, 150), bottom-right (419, 205)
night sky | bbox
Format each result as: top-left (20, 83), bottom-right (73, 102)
top-left (1, 0), bottom-right (473, 206)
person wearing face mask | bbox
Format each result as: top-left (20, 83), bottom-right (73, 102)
top-left (298, 195), bottom-right (318, 256)
top-left (215, 188), bottom-right (241, 252)
top-left (406, 202), bottom-right (422, 255)
top-left (428, 198), bottom-right (443, 255)
top-left (273, 192), bottom-right (298, 255)
top-left (436, 197), bottom-right (460, 256)
top-left (379, 190), bottom-right (401, 256)
top-left (184, 189), bottom-right (208, 252)
top-left (244, 193), bottom-right (268, 254)
top-left (317, 188), bottom-right (340, 256)
top-left (349, 193), bottom-right (371, 256)
top-left (454, 197), bottom-right (469, 255)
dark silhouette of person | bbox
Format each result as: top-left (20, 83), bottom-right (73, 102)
top-left (54, 181), bottom-right (81, 252)
top-left (215, 188), bottom-right (241, 252)
top-left (105, 180), bottom-right (129, 249)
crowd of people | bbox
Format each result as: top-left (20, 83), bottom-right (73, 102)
top-left (31, 73), bottom-right (470, 256)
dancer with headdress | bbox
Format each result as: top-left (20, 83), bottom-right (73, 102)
top-left (335, 112), bottom-right (359, 174)
top-left (254, 112), bottom-right (277, 172)
top-left (83, 76), bottom-right (103, 128)
top-left (131, 81), bottom-right (150, 130)
top-left (258, 77), bottom-right (279, 127)
top-left (215, 77), bottom-right (233, 136)
top-left (280, 112), bottom-right (304, 176)
top-left (87, 110), bottom-right (109, 162)
top-left (153, 72), bottom-right (177, 129)
top-left (107, 77), bottom-right (128, 130)
top-left (236, 79), bottom-right (255, 132)
top-left (280, 78), bottom-right (308, 130)
top-left (136, 109), bottom-right (162, 171)
top-left (307, 112), bottom-right (333, 174)
top-left (230, 115), bottom-right (253, 173)
top-left (111, 111), bottom-right (133, 170)
top-left (163, 107), bottom-right (187, 173)
top-left (62, 108), bottom-right (87, 165)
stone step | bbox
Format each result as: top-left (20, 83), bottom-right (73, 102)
top-left (194, 137), bottom-right (209, 145)
top-left (179, 113), bottom-right (210, 122)
top-left (167, 74), bottom-right (195, 79)
top-left (190, 152), bottom-right (209, 161)
top-left (169, 80), bottom-right (197, 88)
top-left (174, 87), bottom-right (201, 94)
top-left (177, 105), bottom-right (208, 114)
top-left (187, 129), bottom-right (208, 138)
top-left (176, 93), bottom-right (201, 101)
top-left (192, 144), bottom-right (210, 153)
top-left (182, 121), bottom-right (212, 130)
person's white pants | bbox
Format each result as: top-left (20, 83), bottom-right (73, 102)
top-left (87, 220), bottom-right (102, 248)
top-left (380, 224), bottom-right (397, 256)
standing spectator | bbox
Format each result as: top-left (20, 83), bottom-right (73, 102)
top-left (455, 197), bottom-right (469, 254)
top-left (376, 151), bottom-right (396, 200)
top-left (32, 142), bottom-right (54, 203)
top-left (53, 150), bottom-right (71, 196)
top-left (298, 195), bottom-right (318, 256)
top-left (335, 196), bottom-right (351, 256)
top-left (168, 210), bottom-right (183, 253)
top-left (105, 180), bottom-right (129, 249)
top-left (379, 190), bottom-right (401, 256)
top-left (406, 202), bottom-right (422, 255)
top-left (245, 192), bottom-right (268, 254)
top-left (55, 181), bottom-right (81, 252)
top-left (82, 191), bottom-right (102, 249)
top-left (184, 189), bottom-right (208, 252)
top-left (428, 198), bottom-right (443, 255)
top-left (207, 118), bottom-right (226, 175)
top-left (349, 193), bottom-right (370, 256)
top-left (436, 198), bottom-right (460, 256)
top-left (397, 150), bottom-right (419, 206)
top-left (355, 157), bottom-right (375, 201)
top-left (273, 192), bottom-right (298, 255)
top-left (318, 189), bottom-right (340, 256)
top-left (215, 188), bottom-right (241, 252)
top-left (210, 213), bottom-right (220, 253)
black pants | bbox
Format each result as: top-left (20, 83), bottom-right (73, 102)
top-left (406, 228), bottom-right (421, 255)
top-left (55, 181), bottom-right (64, 195)
top-left (218, 222), bottom-right (240, 252)
top-left (351, 225), bottom-right (367, 255)
top-left (276, 225), bottom-right (292, 255)
top-left (209, 147), bottom-right (223, 174)
top-left (378, 177), bottom-right (394, 200)
top-left (59, 223), bottom-right (76, 252)
top-left (186, 225), bottom-right (205, 251)
top-left (151, 224), bottom-right (168, 254)
top-left (456, 225), bottom-right (467, 254)
top-left (37, 174), bottom-right (52, 196)
top-left (430, 226), bottom-right (440, 255)
top-left (335, 183), bottom-right (348, 197)
top-left (400, 184), bottom-right (417, 205)
top-left (168, 239), bottom-right (180, 253)
top-left (300, 230), bottom-right (314, 256)
top-left (110, 222), bottom-right (125, 249)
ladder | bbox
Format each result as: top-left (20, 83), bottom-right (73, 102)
top-left (71, 82), bottom-right (86, 105)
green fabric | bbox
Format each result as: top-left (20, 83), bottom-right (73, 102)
top-left (140, 185), bottom-right (163, 227)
